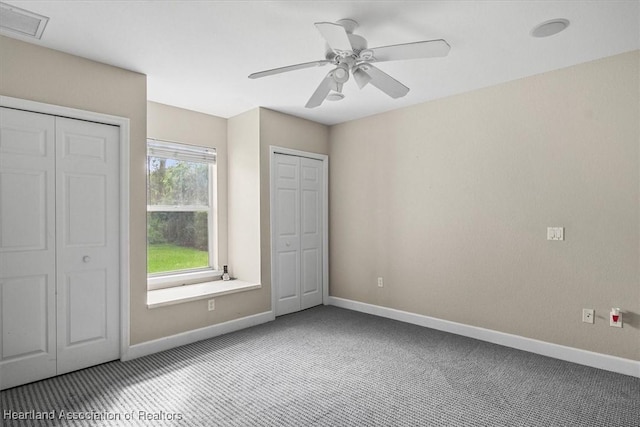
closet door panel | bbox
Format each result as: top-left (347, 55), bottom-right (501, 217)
top-left (0, 108), bottom-right (56, 390)
top-left (277, 252), bottom-right (298, 299)
top-left (273, 154), bottom-right (301, 316)
top-left (64, 173), bottom-right (107, 246)
top-left (0, 170), bottom-right (47, 250)
top-left (300, 157), bottom-right (323, 310)
top-left (65, 270), bottom-right (107, 345)
top-left (1, 275), bottom-right (49, 357)
top-left (55, 117), bottom-right (120, 374)
top-left (301, 248), bottom-right (320, 295)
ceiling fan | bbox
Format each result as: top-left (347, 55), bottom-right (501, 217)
top-left (248, 19), bottom-right (451, 108)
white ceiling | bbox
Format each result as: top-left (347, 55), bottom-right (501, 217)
top-left (3, 1), bottom-right (639, 125)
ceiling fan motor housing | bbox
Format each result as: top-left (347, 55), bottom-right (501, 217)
top-left (325, 34), bottom-right (367, 60)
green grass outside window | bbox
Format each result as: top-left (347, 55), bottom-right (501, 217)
top-left (147, 243), bottom-right (209, 274)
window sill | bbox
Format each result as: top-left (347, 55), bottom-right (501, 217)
top-left (146, 279), bottom-right (261, 309)
top-left (147, 269), bottom-right (222, 290)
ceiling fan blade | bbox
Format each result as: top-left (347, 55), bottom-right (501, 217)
top-left (248, 60), bottom-right (331, 79)
top-left (305, 72), bottom-right (335, 108)
top-left (353, 67), bottom-right (372, 89)
top-left (368, 39), bottom-right (450, 62)
top-left (314, 22), bottom-right (353, 52)
top-left (361, 64), bottom-right (409, 98)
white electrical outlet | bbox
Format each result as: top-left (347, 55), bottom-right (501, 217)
top-left (547, 227), bottom-right (564, 241)
top-left (582, 308), bottom-right (594, 324)
top-left (377, 277), bottom-right (384, 288)
top-left (208, 299), bottom-right (215, 311)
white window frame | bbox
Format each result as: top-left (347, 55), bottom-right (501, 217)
top-left (146, 139), bottom-right (220, 290)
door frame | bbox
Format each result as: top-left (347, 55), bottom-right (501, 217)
top-left (1, 95), bottom-right (130, 361)
top-left (269, 146), bottom-right (328, 315)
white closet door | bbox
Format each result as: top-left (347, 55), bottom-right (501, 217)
top-left (300, 157), bottom-right (323, 310)
top-left (274, 154), bottom-right (301, 316)
top-left (55, 117), bottom-right (120, 374)
top-left (0, 108), bottom-right (57, 389)
top-left (0, 110), bottom-right (120, 390)
top-left (273, 153), bottom-right (323, 316)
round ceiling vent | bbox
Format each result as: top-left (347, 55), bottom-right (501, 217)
top-left (531, 19), bottom-right (570, 38)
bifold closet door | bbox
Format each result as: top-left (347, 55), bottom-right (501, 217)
top-left (0, 108), bottom-right (57, 389)
top-left (273, 153), bottom-right (323, 316)
top-left (55, 117), bottom-right (120, 375)
top-left (0, 108), bottom-right (120, 390)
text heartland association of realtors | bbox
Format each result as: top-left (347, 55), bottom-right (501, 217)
top-left (3, 410), bottom-right (183, 421)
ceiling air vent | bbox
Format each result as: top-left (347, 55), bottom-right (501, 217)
top-left (0, 2), bottom-right (49, 39)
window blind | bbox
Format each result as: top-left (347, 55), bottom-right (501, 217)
top-left (147, 139), bottom-right (216, 164)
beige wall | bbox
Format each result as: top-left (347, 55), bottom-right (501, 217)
top-left (228, 109), bottom-right (262, 284)
top-left (329, 50), bottom-right (640, 361)
top-left (258, 108), bottom-right (330, 306)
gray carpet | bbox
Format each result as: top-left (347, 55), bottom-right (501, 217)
top-left (2, 306), bottom-right (639, 426)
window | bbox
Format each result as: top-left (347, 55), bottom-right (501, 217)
top-left (146, 139), bottom-right (217, 289)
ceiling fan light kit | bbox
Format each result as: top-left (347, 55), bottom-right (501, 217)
top-left (249, 19), bottom-right (450, 108)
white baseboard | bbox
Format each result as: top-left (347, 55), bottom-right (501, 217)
top-left (122, 311), bottom-right (275, 361)
top-left (328, 297), bottom-right (640, 378)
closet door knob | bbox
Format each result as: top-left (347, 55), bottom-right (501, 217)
top-left (285, 242), bottom-right (290, 247)
top-left (83, 256), bottom-right (91, 263)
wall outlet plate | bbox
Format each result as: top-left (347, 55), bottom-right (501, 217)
top-left (547, 227), bottom-right (564, 241)
top-left (582, 308), bottom-right (594, 324)
top-left (377, 277), bottom-right (383, 288)
top-left (208, 299), bottom-right (215, 311)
